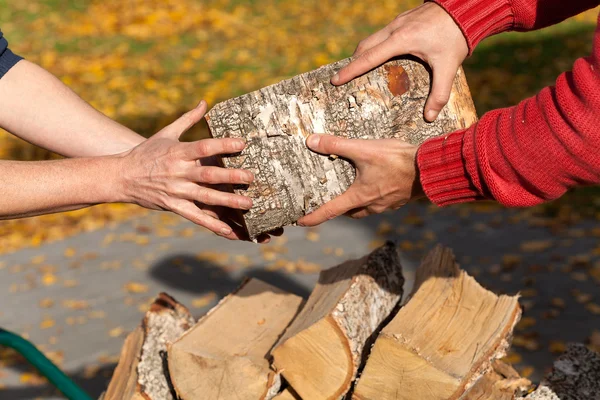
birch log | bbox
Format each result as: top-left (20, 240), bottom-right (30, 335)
top-left (103, 293), bottom-right (194, 400)
top-left (352, 245), bottom-right (522, 400)
top-left (271, 242), bottom-right (404, 400)
top-left (207, 57), bottom-right (478, 239)
top-left (167, 278), bottom-right (304, 400)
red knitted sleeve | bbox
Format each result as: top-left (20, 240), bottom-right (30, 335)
top-left (417, 13), bottom-right (600, 207)
top-left (429, 0), bottom-right (600, 53)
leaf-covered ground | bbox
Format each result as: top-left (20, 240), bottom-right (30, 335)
top-left (0, 1), bottom-right (597, 251)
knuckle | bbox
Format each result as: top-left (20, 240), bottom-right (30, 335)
top-left (195, 141), bottom-right (210, 156)
top-left (431, 92), bottom-right (450, 107)
top-left (323, 207), bottom-right (338, 221)
top-left (198, 167), bottom-right (214, 183)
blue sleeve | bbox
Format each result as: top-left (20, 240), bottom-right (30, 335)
top-left (0, 30), bottom-right (22, 79)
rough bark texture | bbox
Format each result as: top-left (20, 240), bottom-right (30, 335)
top-left (102, 293), bottom-right (194, 400)
top-left (167, 278), bottom-right (304, 400)
top-left (103, 327), bottom-right (145, 400)
top-left (207, 57), bottom-right (477, 239)
top-left (352, 245), bottom-right (522, 400)
top-left (137, 293), bottom-right (195, 400)
top-left (520, 343), bottom-right (600, 400)
top-left (271, 242), bottom-right (404, 400)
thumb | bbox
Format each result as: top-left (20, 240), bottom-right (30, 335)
top-left (424, 63), bottom-right (457, 122)
top-left (305, 134), bottom-right (362, 161)
top-left (156, 100), bottom-right (208, 140)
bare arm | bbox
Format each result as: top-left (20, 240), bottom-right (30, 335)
top-left (0, 60), bottom-right (144, 157)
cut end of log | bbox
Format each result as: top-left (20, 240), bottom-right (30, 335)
top-left (207, 57), bottom-right (478, 239)
top-left (353, 245), bottom-right (522, 400)
top-left (272, 242), bottom-right (404, 400)
top-left (168, 278), bottom-right (303, 400)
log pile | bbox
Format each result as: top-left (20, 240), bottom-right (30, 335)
top-left (102, 243), bottom-right (537, 400)
top-left (206, 58), bottom-right (478, 239)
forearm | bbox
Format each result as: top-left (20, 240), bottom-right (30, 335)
top-left (418, 16), bottom-right (600, 207)
top-left (0, 156), bottom-right (123, 219)
top-left (0, 60), bottom-right (144, 157)
top-left (429, 0), bottom-right (600, 53)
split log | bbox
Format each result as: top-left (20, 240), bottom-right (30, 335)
top-left (463, 360), bottom-right (532, 400)
top-left (352, 245), bottom-right (522, 400)
top-left (520, 343), bottom-right (600, 400)
top-left (272, 387), bottom-right (302, 400)
top-left (103, 293), bottom-right (194, 400)
top-left (167, 278), bottom-right (304, 400)
top-left (206, 57), bottom-right (478, 239)
top-left (271, 242), bottom-right (404, 400)
top-left (103, 327), bottom-right (144, 400)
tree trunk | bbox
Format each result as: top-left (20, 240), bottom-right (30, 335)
top-left (206, 57), bottom-right (478, 239)
top-left (271, 242), bottom-right (404, 400)
top-left (352, 245), bottom-right (522, 400)
top-left (167, 278), bottom-right (304, 400)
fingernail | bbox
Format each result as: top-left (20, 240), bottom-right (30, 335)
top-left (241, 198), bottom-right (253, 209)
top-left (197, 100), bottom-right (206, 108)
top-left (331, 73), bottom-right (340, 85)
top-left (233, 139), bottom-right (245, 151)
top-left (306, 135), bottom-right (320, 149)
top-left (220, 227), bottom-right (232, 235)
top-left (243, 172), bottom-right (254, 184)
top-left (425, 110), bottom-right (437, 122)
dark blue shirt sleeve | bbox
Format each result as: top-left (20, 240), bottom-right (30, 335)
top-left (0, 30), bottom-right (22, 79)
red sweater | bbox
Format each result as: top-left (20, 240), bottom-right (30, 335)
top-left (417, 0), bottom-right (600, 207)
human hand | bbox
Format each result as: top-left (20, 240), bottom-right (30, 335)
top-left (331, 2), bottom-right (468, 122)
top-left (117, 100), bottom-right (278, 242)
top-left (297, 134), bottom-right (423, 227)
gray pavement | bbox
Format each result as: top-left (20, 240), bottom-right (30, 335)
top-left (1, 202), bottom-right (600, 398)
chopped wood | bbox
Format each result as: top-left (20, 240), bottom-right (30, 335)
top-left (103, 293), bottom-right (194, 400)
top-left (271, 242), bottom-right (404, 400)
top-left (206, 57), bottom-right (477, 239)
top-left (352, 245), bottom-right (522, 400)
top-left (103, 327), bottom-right (145, 400)
top-left (167, 278), bottom-right (304, 400)
top-left (520, 343), bottom-right (600, 400)
top-left (463, 360), bottom-right (532, 400)
top-left (272, 387), bottom-right (302, 400)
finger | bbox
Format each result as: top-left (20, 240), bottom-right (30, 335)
top-left (351, 26), bottom-right (393, 57)
top-left (298, 190), bottom-right (363, 227)
top-left (332, 36), bottom-right (403, 85)
top-left (181, 138), bottom-right (246, 160)
top-left (346, 207), bottom-right (370, 219)
top-left (268, 228), bottom-right (284, 236)
top-left (191, 185), bottom-right (253, 210)
top-left (189, 166), bottom-right (253, 185)
top-left (424, 61), bottom-right (458, 122)
top-left (305, 134), bottom-right (365, 161)
top-left (171, 200), bottom-right (238, 238)
top-left (158, 100), bottom-right (208, 140)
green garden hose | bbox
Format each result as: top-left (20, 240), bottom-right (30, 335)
top-left (0, 328), bottom-right (93, 400)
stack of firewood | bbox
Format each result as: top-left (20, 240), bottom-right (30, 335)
top-left (100, 243), bottom-right (538, 400)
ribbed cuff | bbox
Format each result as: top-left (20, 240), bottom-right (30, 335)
top-left (417, 130), bottom-right (483, 206)
top-left (428, 0), bottom-right (514, 54)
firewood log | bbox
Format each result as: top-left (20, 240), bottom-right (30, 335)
top-left (206, 57), bottom-right (477, 239)
top-left (271, 242), bottom-right (404, 400)
top-left (167, 278), bottom-right (304, 400)
top-left (352, 245), bottom-right (522, 400)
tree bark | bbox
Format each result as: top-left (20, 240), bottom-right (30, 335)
top-left (271, 242), bottom-right (404, 400)
top-left (103, 293), bottom-right (194, 400)
top-left (207, 57), bottom-right (478, 239)
top-left (520, 344), bottom-right (600, 400)
top-left (352, 245), bottom-right (522, 400)
top-left (167, 278), bottom-right (304, 400)
top-left (463, 360), bottom-right (532, 400)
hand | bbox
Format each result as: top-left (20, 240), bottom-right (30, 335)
top-left (117, 100), bottom-right (277, 242)
top-left (331, 2), bottom-right (468, 122)
top-left (298, 134), bottom-right (423, 227)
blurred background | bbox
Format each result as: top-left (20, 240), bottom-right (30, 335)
top-left (0, 1), bottom-right (599, 398)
